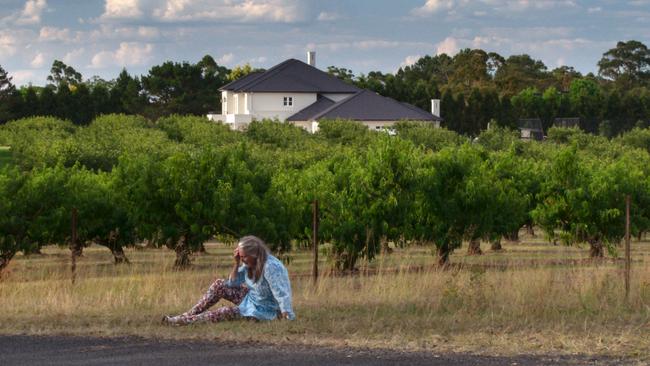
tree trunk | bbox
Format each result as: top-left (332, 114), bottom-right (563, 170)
top-left (23, 246), bottom-right (42, 255)
top-left (110, 246), bottom-right (130, 264)
top-left (144, 239), bottom-right (157, 249)
top-left (174, 236), bottom-right (192, 269)
top-left (505, 229), bottom-right (519, 242)
top-left (491, 238), bottom-right (502, 251)
top-left (381, 238), bottom-right (393, 255)
top-left (526, 225), bottom-right (535, 237)
top-left (437, 246), bottom-right (451, 266)
top-left (0, 251), bottom-right (16, 277)
top-left (70, 241), bottom-right (83, 259)
top-left (467, 239), bottom-right (482, 255)
top-left (195, 243), bottom-right (207, 255)
top-left (589, 240), bottom-right (604, 258)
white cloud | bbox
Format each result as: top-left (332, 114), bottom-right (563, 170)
top-left (411, 0), bottom-right (577, 17)
top-left (0, 32), bottom-right (19, 60)
top-left (115, 42), bottom-right (154, 65)
top-left (38, 26), bottom-right (71, 42)
top-left (317, 11), bottom-right (341, 21)
top-left (63, 48), bottom-right (85, 65)
top-left (436, 36), bottom-right (459, 55)
top-left (9, 70), bottom-right (37, 86)
top-left (217, 52), bottom-right (234, 64)
top-left (152, 0), bottom-right (305, 23)
top-left (30, 52), bottom-right (45, 67)
top-left (413, 0), bottom-right (456, 15)
top-left (246, 56), bottom-right (267, 64)
top-left (90, 42), bottom-right (154, 68)
top-left (480, 26), bottom-right (573, 40)
top-left (90, 51), bottom-right (114, 69)
top-left (306, 39), bottom-right (424, 52)
top-left (89, 24), bottom-right (160, 42)
top-left (16, 0), bottom-right (48, 25)
top-left (486, 0), bottom-right (577, 12)
top-left (400, 55), bottom-right (422, 69)
top-left (137, 26), bottom-right (160, 38)
top-left (101, 0), bottom-right (143, 19)
top-left (587, 7), bottom-right (602, 13)
top-left (471, 35), bottom-right (509, 48)
top-left (529, 38), bottom-right (591, 51)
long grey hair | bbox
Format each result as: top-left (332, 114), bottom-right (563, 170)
top-left (238, 235), bottom-right (269, 282)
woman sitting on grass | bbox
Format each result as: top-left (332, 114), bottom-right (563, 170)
top-left (162, 235), bottom-right (295, 325)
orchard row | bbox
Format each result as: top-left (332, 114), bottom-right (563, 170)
top-left (1, 115), bottom-right (649, 272)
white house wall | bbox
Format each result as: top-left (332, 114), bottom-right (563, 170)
top-left (250, 93), bottom-right (317, 121)
top-left (221, 91), bottom-right (235, 115)
top-left (237, 93), bottom-right (246, 114)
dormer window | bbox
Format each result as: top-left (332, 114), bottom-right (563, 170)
top-left (283, 96), bottom-right (293, 107)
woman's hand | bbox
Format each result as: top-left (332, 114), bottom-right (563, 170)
top-left (233, 247), bottom-right (241, 265)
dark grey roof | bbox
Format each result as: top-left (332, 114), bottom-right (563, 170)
top-left (294, 90), bottom-right (441, 122)
top-left (286, 95), bottom-right (335, 121)
top-left (218, 71), bottom-right (264, 92)
top-left (219, 59), bottom-right (361, 93)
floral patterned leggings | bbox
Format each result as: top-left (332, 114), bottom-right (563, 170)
top-left (164, 279), bottom-right (249, 326)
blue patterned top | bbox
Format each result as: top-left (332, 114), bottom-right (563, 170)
top-left (226, 254), bottom-right (295, 320)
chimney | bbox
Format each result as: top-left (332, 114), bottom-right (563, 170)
top-left (307, 51), bottom-right (316, 67)
top-left (431, 99), bottom-right (441, 118)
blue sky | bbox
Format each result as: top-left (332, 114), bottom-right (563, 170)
top-left (1, 0), bottom-right (649, 86)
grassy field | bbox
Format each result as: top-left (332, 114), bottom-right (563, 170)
top-left (0, 235), bottom-right (649, 360)
top-left (0, 146), bottom-right (12, 168)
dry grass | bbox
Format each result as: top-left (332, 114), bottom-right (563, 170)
top-left (1, 238), bottom-right (649, 359)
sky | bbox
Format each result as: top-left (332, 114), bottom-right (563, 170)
top-left (1, 0), bottom-right (649, 87)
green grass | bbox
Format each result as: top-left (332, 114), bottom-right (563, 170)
top-left (0, 146), bottom-right (12, 168)
top-left (1, 236), bottom-right (649, 359)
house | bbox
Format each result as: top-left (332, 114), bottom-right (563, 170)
top-left (553, 117), bottom-right (580, 128)
top-left (518, 118), bottom-right (544, 141)
top-left (208, 52), bottom-right (441, 132)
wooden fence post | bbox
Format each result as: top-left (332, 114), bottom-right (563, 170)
top-left (312, 200), bottom-right (319, 285)
top-left (71, 207), bottom-right (78, 285)
top-left (625, 195), bottom-right (631, 301)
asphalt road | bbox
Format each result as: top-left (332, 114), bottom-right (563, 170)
top-left (0, 335), bottom-right (637, 366)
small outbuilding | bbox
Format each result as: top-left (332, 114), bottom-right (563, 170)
top-left (518, 118), bottom-right (544, 141)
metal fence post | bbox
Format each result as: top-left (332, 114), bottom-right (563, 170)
top-left (625, 195), bottom-right (631, 301)
top-left (71, 207), bottom-right (78, 285)
top-left (312, 200), bottom-right (319, 285)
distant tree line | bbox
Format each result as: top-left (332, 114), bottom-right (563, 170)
top-left (1, 40), bottom-right (649, 137)
top-left (333, 40), bottom-right (650, 136)
top-left (0, 55), bottom-right (235, 125)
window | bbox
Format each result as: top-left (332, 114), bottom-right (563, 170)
top-left (283, 96), bottom-right (293, 107)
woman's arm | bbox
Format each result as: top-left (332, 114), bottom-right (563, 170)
top-left (265, 261), bottom-right (295, 320)
top-left (226, 247), bottom-right (245, 287)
